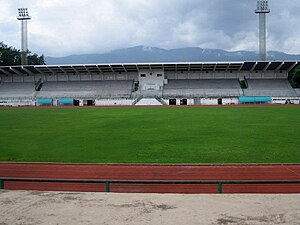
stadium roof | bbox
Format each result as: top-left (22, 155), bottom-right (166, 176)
top-left (0, 61), bottom-right (299, 75)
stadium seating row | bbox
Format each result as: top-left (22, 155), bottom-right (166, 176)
top-left (0, 79), bottom-right (299, 100)
top-left (36, 80), bottom-right (134, 98)
top-left (0, 82), bottom-right (36, 99)
top-left (163, 79), bottom-right (243, 97)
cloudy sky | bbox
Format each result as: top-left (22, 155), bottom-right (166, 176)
top-left (0, 0), bottom-right (299, 57)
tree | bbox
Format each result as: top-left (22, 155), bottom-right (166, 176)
top-left (28, 53), bottom-right (45, 65)
top-left (0, 42), bottom-right (45, 66)
top-left (289, 66), bottom-right (300, 88)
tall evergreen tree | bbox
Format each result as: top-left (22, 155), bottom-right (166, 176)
top-left (0, 42), bottom-right (45, 66)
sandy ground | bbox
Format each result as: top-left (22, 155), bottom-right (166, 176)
top-left (0, 190), bottom-right (299, 225)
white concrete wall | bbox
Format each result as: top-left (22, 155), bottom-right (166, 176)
top-left (95, 99), bottom-right (133, 106)
top-left (225, 72), bottom-right (239, 79)
top-left (0, 70), bottom-right (288, 84)
top-left (135, 98), bottom-right (162, 106)
top-left (221, 98), bottom-right (239, 105)
top-left (79, 100), bottom-right (84, 106)
top-left (275, 72), bottom-right (287, 79)
top-left (263, 72), bottom-right (276, 79)
top-left (34, 75), bottom-right (46, 82)
top-left (46, 74), bottom-right (57, 81)
top-left (91, 74), bottom-right (104, 80)
top-left (249, 72), bottom-right (262, 79)
top-left (201, 72), bottom-right (214, 79)
top-left (189, 73), bottom-right (200, 79)
top-left (165, 72), bottom-right (241, 80)
top-left (52, 99), bottom-right (58, 106)
top-left (176, 73), bottom-right (188, 79)
top-left (12, 75), bottom-right (23, 82)
top-left (57, 74), bottom-right (68, 81)
top-left (241, 71), bottom-right (288, 80)
top-left (163, 98), bottom-right (194, 105)
top-left (272, 97), bottom-right (300, 104)
top-left (68, 74), bottom-right (81, 81)
top-left (115, 74), bottom-right (127, 80)
top-left (23, 75), bottom-right (35, 82)
top-left (201, 98), bottom-right (218, 105)
top-left (197, 98), bottom-right (238, 105)
top-left (214, 72), bottom-right (226, 79)
top-left (1, 76), bottom-right (13, 82)
top-left (165, 72), bottom-right (175, 79)
top-left (128, 72), bottom-right (138, 80)
top-left (139, 70), bottom-right (164, 90)
top-left (0, 99), bottom-right (35, 107)
top-left (81, 74), bottom-right (92, 81)
top-left (103, 74), bottom-right (114, 80)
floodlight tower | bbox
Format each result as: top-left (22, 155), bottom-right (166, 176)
top-left (17, 8), bottom-right (31, 65)
top-left (255, 0), bottom-right (270, 61)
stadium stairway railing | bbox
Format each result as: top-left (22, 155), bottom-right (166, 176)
top-left (132, 95), bottom-right (143, 105)
top-left (155, 97), bottom-right (167, 105)
top-left (35, 79), bottom-right (43, 91)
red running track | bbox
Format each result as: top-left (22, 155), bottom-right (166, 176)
top-left (0, 163), bottom-right (300, 194)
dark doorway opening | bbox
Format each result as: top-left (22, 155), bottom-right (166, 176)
top-left (87, 100), bottom-right (95, 106)
top-left (169, 99), bottom-right (176, 105)
top-left (180, 99), bottom-right (187, 105)
top-left (73, 100), bottom-right (80, 106)
top-left (218, 98), bottom-right (222, 105)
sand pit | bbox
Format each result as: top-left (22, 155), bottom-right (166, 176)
top-left (0, 190), bottom-right (299, 225)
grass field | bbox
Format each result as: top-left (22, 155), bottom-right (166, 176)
top-left (0, 106), bottom-right (299, 164)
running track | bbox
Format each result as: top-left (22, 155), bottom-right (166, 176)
top-left (0, 163), bottom-right (300, 194)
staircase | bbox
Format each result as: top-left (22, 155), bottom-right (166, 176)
top-left (132, 95), bottom-right (143, 105)
top-left (239, 77), bottom-right (248, 89)
top-left (155, 97), bottom-right (167, 105)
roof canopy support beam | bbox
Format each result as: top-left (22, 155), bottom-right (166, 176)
top-left (10, 67), bottom-right (24, 75)
top-left (263, 62), bottom-right (271, 71)
top-left (250, 62), bottom-right (258, 72)
top-left (287, 62), bottom-right (298, 73)
top-left (0, 68), bottom-right (11, 76)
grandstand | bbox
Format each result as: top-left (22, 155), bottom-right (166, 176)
top-left (36, 80), bottom-right (134, 99)
top-left (163, 79), bottom-right (243, 98)
top-left (0, 82), bottom-right (35, 99)
top-left (0, 61), bottom-right (299, 106)
top-left (243, 79), bottom-right (297, 97)
top-left (294, 89), bottom-right (300, 96)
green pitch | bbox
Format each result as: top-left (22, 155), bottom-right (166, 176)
top-left (0, 106), bottom-right (299, 163)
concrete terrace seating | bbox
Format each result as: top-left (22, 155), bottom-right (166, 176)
top-left (163, 79), bottom-right (243, 98)
top-left (243, 79), bottom-right (297, 97)
top-left (294, 89), bottom-right (300, 97)
top-left (36, 80), bottom-right (134, 99)
top-left (0, 82), bottom-right (36, 99)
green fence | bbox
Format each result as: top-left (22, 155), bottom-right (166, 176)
top-left (0, 178), bottom-right (299, 194)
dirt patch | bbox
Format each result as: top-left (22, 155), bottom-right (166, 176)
top-left (216, 214), bottom-right (286, 225)
top-left (0, 191), bottom-right (299, 225)
top-left (108, 200), bottom-right (176, 214)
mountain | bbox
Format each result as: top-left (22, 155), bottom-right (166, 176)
top-left (45, 46), bottom-right (300, 65)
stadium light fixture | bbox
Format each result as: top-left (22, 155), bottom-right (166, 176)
top-left (17, 8), bottom-right (31, 65)
top-left (255, 1), bottom-right (270, 61)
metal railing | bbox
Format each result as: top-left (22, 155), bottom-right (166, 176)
top-left (0, 178), bottom-right (299, 194)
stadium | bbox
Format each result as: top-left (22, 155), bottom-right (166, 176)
top-left (0, 1), bottom-right (300, 224)
top-left (0, 61), bottom-right (299, 107)
top-left (0, 61), bottom-right (299, 180)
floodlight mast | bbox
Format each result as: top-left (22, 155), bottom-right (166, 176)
top-left (255, 0), bottom-right (270, 61)
top-left (17, 8), bottom-right (31, 65)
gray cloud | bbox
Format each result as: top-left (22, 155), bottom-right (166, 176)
top-left (0, 0), bottom-right (299, 56)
